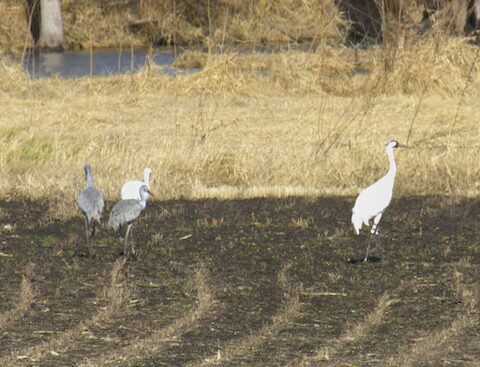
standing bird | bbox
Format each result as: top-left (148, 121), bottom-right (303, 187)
top-left (121, 167), bottom-right (152, 201)
top-left (77, 164), bottom-right (104, 247)
top-left (108, 184), bottom-right (151, 257)
top-left (351, 140), bottom-right (403, 262)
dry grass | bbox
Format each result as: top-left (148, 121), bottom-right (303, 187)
top-left (0, 263), bottom-right (35, 330)
top-left (0, 258), bottom-right (128, 367)
top-left (62, 0), bottom-right (143, 49)
top-left (289, 217), bottom-right (313, 229)
top-left (0, 12), bottom-right (480, 201)
top-left (0, 47), bottom-right (479, 201)
top-left (0, 1), bottom-right (32, 55)
top-left (80, 261), bottom-right (215, 366)
top-left (293, 292), bottom-right (395, 366)
top-left (1, 0), bottom-right (345, 52)
top-left (364, 34), bottom-right (480, 95)
top-left (75, 0), bottom-right (345, 50)
top-left (190, 263), bottom-right (300, 366)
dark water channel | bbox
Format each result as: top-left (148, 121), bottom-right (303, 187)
top-left (23, 47), bottom-right (198, 78)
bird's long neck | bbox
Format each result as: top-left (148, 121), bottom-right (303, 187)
top-left (139, 189), bottom-right (148, 209)
top-left (85, 167), bottom-right (94, 187)
top-left (138, 195), bottom-right (147, 209)
top-left (144, 170), bottom-right (150, 187)
top-left (385, 147), bottom-right (397, 184)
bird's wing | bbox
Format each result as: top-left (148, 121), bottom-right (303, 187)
top-left (352, 178), bottom-right (393, 218)
top-left (108, 200), bottom-right (143, 230)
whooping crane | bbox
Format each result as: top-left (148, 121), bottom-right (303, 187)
top-left (351, 140), bottom-right (403, 261)
top-left (121, 167), bottom-right (152, 201)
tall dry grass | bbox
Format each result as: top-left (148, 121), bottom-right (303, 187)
top-left (1, 0), bottom-right (346, 52)
top-left (0, 1), bottom-right (33, 55)
top-left (0, 35), bottom-right (479, 201)
top-left (1, 4), bottom-right (480, 201)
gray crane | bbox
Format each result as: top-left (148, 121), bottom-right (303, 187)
top-left (108, 184), bottom-right (151, 257)
top-left (77, 164), bottom-right (104, 247)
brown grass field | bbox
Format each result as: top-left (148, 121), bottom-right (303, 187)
top-left (1, 40), bottom-right (480, 201)
top-left (0, 1), bottom-right (480, 366)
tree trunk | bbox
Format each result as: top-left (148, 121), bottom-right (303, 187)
top-left (38, 0), bottom-right (63, 49)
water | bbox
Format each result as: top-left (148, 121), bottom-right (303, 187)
top-left (20, 47), bottom-right (368, 79)
top-left (23, 47), bottom-right (198, 79)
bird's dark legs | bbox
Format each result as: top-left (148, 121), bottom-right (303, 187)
top-left (91, 221), bottom-right (96, 237)
top-left (130, 225), bottom-right (136, 255)
top-left (124, 223), bottom-right (133, 258)
top-left (364, 223), bottom-right (380, 262)
top-left (84, 217), bottom-right (90, 247)
top-left (364, 233), bottom-right (373, 262)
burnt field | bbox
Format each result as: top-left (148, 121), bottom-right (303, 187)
top-left (0, 196), bottom-right (479, 366)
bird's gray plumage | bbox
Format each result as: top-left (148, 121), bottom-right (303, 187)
top-left (108, 199), bottom-right (144, 231)
top-left (108, 184), bottom-right (150, 257)
top-left (77, 164), bottom-right (104, 245)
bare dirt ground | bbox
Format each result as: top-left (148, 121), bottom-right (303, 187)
top-left (0, 196), bottom-right (479, 366)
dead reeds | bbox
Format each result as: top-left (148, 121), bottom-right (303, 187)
top-left (1, 55), bottom-right (480, 200)
top-left (1, 1), bottom-right (480, 201)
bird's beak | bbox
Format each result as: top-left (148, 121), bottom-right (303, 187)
top-left (398, 143), bottom-right (409, 149)
top-left (147, 189), bottom-right (155, 197)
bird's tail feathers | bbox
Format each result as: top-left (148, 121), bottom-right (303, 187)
top-left (351, 212), bottom-right (363, 235)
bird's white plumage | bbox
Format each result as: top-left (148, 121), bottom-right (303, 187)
top-left (352, 141), bottom-right (399, 235)
top-left (121, 167), bottom-right (152, 200)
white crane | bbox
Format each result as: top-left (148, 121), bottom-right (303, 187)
top-left (108, 184), bottom-right (151, 257)
top-left (77, 164), bottom-right (104, 247)
top-left (121, 167), bottom-right (152, 201)
top-left (351, 140), bottom-right (403, 262)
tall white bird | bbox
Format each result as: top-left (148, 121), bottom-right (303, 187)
top-left (108, 184), bottom-right (151, 257)
top-left (352, 140), bottom-right (403, 261)
top-left (121, 167), bottom-right (152, 201)
top-left (77, 164), bottom-right (104, 247)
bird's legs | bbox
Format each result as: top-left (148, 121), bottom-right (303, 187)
top-left (124, 223), bottom-right (133, 258)
top-left (129, 225), bottom-right (136, 255)
top-left (91, 220), bottom-right (97, 237)
top-left (364, 234), bottom-right (373, 262)
top-left (364, 213), bottom-right (382, 262)
top-left (84, 217), bottom-right (90, 248)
